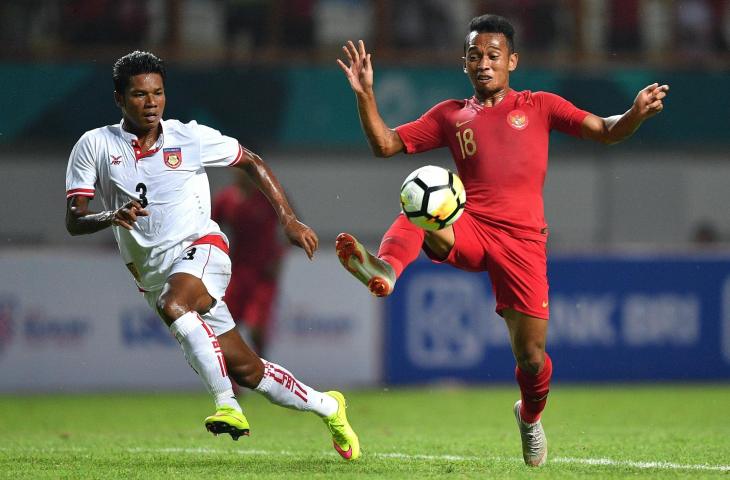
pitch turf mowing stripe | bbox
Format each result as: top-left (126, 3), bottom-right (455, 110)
top-left (5, 446), bottom-right (728, 472)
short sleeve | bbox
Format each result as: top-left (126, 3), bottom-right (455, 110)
top-left (66, 132), bottom-right (98, 198)
top-left (193, 121), bottom-right (245, 167)
top-left (539, 92), bottom-right (590, 137)
top-left (395, 101), bottom-right (450, 154)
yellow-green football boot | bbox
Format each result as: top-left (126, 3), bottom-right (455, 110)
top-left (323, 391), bottom-right (360, 460)
top-left (205, 406), bottom-right (250, 441)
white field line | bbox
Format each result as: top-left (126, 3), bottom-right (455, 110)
top-left (126, 448), bottom-right (730, 472)
top-left (549, 456), bottom-right (730, 472)
top-left (4, 446), bottom-right (730, 472)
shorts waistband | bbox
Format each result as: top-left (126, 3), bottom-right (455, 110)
top-left (191, 234), bottom-right (229, 255)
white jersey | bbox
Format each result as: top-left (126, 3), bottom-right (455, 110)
top-left (66, 118), bottom-right (245, 290)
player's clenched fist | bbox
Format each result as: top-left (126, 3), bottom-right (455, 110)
top-left (113, 200), bottom-right (149, 230)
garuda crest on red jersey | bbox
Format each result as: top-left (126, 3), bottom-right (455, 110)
top-left (163, 147), bottom-right (182, 169)
top-left (507, 110), bottom-right (529, 130)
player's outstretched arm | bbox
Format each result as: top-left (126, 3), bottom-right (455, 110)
top-left (233, 150), bottom-right (318, 259)
top-left (337, 39), bottom-right (405, 157)
top-left (66, 196), bottom-right (149, 235)
top-left (581, 83), bottom-right (670, 145)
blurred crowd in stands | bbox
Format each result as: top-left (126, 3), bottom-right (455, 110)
top-left (1, 0), bottom-right (728, 67)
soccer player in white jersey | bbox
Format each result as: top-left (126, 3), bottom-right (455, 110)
top-left (65, 50), bottom-right (359, 460)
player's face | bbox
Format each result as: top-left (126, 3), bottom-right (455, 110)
top-left (463, 32), bottom-right (518, 100)
top-left (115, 73), bottom-right (166, 134)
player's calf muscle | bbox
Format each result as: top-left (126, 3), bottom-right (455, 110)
top-left (218, 331), bottom-right (264, 387)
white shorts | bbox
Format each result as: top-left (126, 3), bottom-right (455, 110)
top-left (142, 238), bottom-right (236, 336)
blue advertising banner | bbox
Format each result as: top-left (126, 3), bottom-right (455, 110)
top-left (384, 254), bottom-right (730, 383)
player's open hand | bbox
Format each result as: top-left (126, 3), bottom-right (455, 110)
top-left (633, 83), bottom-right (669, 120)
top-left (337, 40), bottom-right (374, 95)
top-left (283, 219), bottom-right (319, 260)
top-left (113, 200), bottom-right (149, 230)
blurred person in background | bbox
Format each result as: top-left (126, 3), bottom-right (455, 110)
top-left (225, 0), bottom-right (270, 61)
top-left (212, 169), bottom-right (287, 356)
top-left (609, 0), bottom-right (640, 53)
top-left (336, 14), bottom-right (668, 467)
top-left (692, 220), bottom-right (721, 245)
top-left (392, 0), bottom-right (452, 50)
top-left (675, 0), bottom-right (714, 60)
top-left (279, 0), bottom-right (316, 47)
top-left (65, 50), bottom-right (359, 460)
top-left (477, 0), bottom-right (563, 53)
top-left (61, 0), bottom-right (148, 44)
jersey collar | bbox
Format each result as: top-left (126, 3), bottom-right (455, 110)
top-left (117, 119), bottom-right (165, 161)
top-left (468, 88), bottom-right (515, 111)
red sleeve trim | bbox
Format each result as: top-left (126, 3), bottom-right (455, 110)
top-left (66, 188), bottom-right (95, 198)
top-left (228, 144), bottom-right (244, 166)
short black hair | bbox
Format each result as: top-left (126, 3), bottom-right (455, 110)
top-left (464, 14), bottom-right (515, 54)
top-left (112, 50), bottom-right (166, 93)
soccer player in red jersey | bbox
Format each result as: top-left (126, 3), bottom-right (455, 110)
top-left (336, 14), bottom-right (669, 467)
top-left (212, 169), bottom-right (286, 355)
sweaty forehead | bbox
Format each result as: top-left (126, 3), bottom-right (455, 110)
top-left (466, 32), bottom-right (508, 51)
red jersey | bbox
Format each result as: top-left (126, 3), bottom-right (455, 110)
top-left (395, 89), bottom-right (589, 241)
top-left (211, 185), bottom-right (284, 270)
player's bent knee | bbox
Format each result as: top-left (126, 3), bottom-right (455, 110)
top-left (156, 294), bottom-right (191, 325)
top-left (515, 348), bottom-right (545, 375)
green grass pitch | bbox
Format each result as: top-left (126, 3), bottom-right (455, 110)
top-left (1, 384), bottom-right (728, 479)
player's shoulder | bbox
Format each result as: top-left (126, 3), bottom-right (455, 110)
top-left (78, 123), bottom-right (118, 141)
top-left (423, 98), bottom-right (469, 118)
top-left (513, 90), bottom-right (569, 111)
top-left (163, 119), bottom-right (225, 140)
top-left (72, 124), bottom-right (118, 152)
top-left (162, 118), bottom-right (197, 137)
top-left (523, 90), bottom-right (566, 104)
top-left (433, 98), bottom-right (468, 111)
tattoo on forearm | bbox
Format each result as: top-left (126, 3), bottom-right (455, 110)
top-left (70, 210), bottom-right (116, 234)
top-left (86, 210), bottom-right (116, 224)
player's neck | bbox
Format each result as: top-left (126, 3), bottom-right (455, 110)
top-left (123, 121), bottom-right (161, 151)
top-left (476, 87), bottom-right (510, 107)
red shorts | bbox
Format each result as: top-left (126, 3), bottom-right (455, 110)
top-left (424, 211), bottom-right (550, 320)
top-left (225, 268), bottom-right (278, 330)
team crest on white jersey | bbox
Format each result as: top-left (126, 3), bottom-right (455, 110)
top-left (507, 110), bottom-right (529, 130)
top-left (163, 147), bottom-right (182, 169)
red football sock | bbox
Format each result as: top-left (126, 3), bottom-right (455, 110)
top-left (515, 352), bottom-right (553, 424)
top-left (377, 214), bottom-right (424, 278)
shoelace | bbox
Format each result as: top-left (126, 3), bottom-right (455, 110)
top-left (523, 423), bottom-right (545, 455)
top-left (327, 418), bottom-right (349, 444)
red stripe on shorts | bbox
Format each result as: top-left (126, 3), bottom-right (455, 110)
top-left (191, 234), bottom-right (229, 255)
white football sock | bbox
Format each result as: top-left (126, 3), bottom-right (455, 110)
top-left (169, 311), bottom-right (240, 412)
top-left (255, 360), bottom-right (337, 417)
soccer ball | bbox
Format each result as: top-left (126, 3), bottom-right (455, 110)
top-left (400, 165), bottom-right (466, 231)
